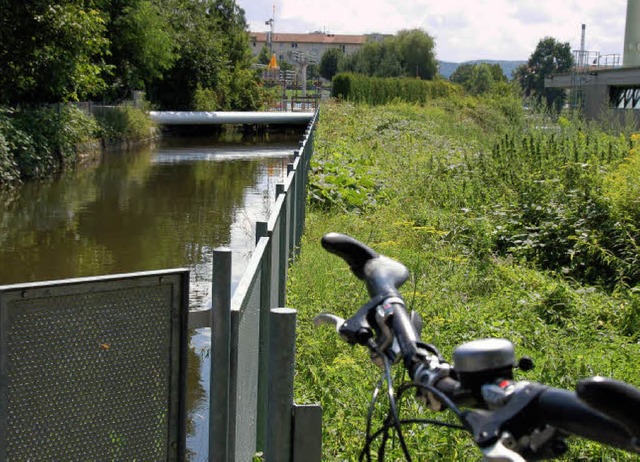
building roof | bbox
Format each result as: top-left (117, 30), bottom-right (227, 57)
top-left (250, 32), bottom-right (367, 45)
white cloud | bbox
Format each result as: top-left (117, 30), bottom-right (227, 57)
top-left (239, 0), bottom-right (629, 62)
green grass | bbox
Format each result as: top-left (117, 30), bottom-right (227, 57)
top-left (288, 99), bottom-right (640, 460)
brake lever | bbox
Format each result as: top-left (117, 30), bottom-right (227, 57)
top-left (313, 313), bottom-right (346, 333)
top-left (313, 310), bottom-right (374, 345)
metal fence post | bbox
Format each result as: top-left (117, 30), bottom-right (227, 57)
top-left (209, 248), bottom-right (232, 462)
top-left (275, 184), bottom-right (287, 308)
top-left (265, 308), bottom-right (296, 462)
top-left (292, 404), bottom-right (322, 462)
top-left (256, 223), bottom-right (271, 451)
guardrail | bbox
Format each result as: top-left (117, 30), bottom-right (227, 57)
top-left (0, 110), bottom-right (321, 462)
top-left (190, 110), bottom-right (320, 462)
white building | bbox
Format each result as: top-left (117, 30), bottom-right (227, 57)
top-left (249, 32), bottom-right (387, 64)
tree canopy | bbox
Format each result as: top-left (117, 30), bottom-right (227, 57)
top-left (514, 37), bottom-right (574, 112)
top-left (0, 2), bottom-right (111, 104)
top-left (0, 0), bottom-right (260, 110)
top-left (450, 63), bottom-right (507, 95)
top-left (340, 29), bottom-right (437, 80)
top-left (319, 48), bottom-right (345, 81)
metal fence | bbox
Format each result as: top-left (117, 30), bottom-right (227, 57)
top-left (190, 110), bottom-right (321, 462)
top-left (0, 110), bottom-right (320, 462)
top-left (0, 270), bottom-right (190, 461)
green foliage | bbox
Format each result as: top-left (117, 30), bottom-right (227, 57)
top-left (228, 68), bottom-right (262, 111)
top-left (149, 0), bottom-right (259, 110)
top-left (319, 48), bottom-right (345, 81)
top-left (256, 45), bottom-right (271, 65)
top-left (94, 105), bottom-right (155, 140)
top-left (332, 73), bottom-right (460, 105)
top-left (0, 3), bottom-right (111, 104)
top-left (0, 112), bottom-right (20, 185)
top-left (451, 62), bottom-right (509, 95)
top-left (341, 29), bottom-right (437, 80)
top-left (483, 127), bottom-right (639, 289)
top-left (309, 151), bottom-right (383, 212)
top-left (108, 0), bottom-right (177, 96)
top-left (395, 29), bottom-right (437, 79)
top-left (291, 101), bottom-right (640, 460)
top-left (0, 0), bottom-right (259, 110)
top-left (450, 62), bottom-right (506, 88)
top-left (0, 105), bottom-right (99, 182)
top-left (193, 85), bottom-right (223, 112)
top-left (514, 37), bottom-right (574, 113)
top-left (604, 134), bottom-right (640, 224)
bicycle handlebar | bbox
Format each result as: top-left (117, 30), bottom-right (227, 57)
top-left (316, 232), bottom-right (640, 461)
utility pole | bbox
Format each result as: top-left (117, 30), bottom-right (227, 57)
top-left (265, 5), bottom-right (275, 56)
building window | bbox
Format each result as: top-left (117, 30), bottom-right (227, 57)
top-left (611, 86), bottom-right (640, 109)
top-left (291, 43), bottom-right (298, 48)
top-left (253, 42), bottom-right (256, 47)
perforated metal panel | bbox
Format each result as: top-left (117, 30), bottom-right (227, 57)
top-left (229, 241), bottom-right (265, 461)
top-left (0, 270), bottom-right (188, 461)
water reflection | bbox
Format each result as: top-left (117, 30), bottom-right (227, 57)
top-left (0, 137), bottom-right (296, 460)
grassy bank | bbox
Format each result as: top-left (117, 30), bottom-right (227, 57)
top-left (288, 100), bottom-right (640, 460)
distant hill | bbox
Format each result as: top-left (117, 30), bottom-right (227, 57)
top-left (438, 59), bottom-right (526, 80)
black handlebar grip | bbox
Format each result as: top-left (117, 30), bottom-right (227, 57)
top-left (537, 387), bottom-right (638, 453)
top-left (577, 376), bottom-right (640, 439)
top-left (321, 233), bottom-right (379, 280)
top-left (322, 233), bottom-right (409, 297)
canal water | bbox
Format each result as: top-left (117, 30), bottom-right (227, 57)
top-left (0, 136), bottom-right (298, 460)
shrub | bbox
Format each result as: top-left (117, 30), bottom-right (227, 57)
top-left (331, 73), bottom-right (460, 105)
top-left (487, 126), bottom-right (639, 289)
top-left (4, 105), bottom-right (97, 180)
top-left (193, 85), bottom-right (221, 111)
top-left (604, 135), bottom-right (640, 224)
top-left (95, 105), bottom-right (154, 140)
top-left (0, 109), bottom-right (21, 184)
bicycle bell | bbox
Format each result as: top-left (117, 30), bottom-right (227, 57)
top-left (453, 338), bottom-right (516, 396)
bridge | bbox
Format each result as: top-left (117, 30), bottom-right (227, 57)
top-left (149, 111), bottom-right (315, 125)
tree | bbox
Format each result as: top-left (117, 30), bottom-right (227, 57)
top-left (515, 37), bottom-right (574, 112)
top-left (450, 63), bottom-right (475, 86)
top-left (257, 45), bottom-right (271, 65)
top-left (395, 29), bottom-right (437, 80)
top-left (450, 62), bottom-right (507, 95)
top-left (107, 0), bottom-right (177, 97)
top-left (148, 0), bottom-right (259, 110)
top-left (341, 29), bottom-right (436, 80)
top-left (319, 48), bottom-right (345, 81)
top-left (468, 65), bottom-right (494, 95)
top-left (0, 2), bottom-right (111, 104)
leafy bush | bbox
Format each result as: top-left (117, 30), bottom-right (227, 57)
top-left (228, 68), bottom-right (261, 111)
top-left (477, 125), bottom-right (639, 289)
top-left (604, 135), bottom-right (640, 224)
top-left (193, 85), bottom-right (221, 111)
top-left (0, 109), bottom-right (21, 184)
top-left (1, 105), bottom-right (98, 180)
top-left (309, 157), bottom-right (381, 212)
top-left (95, 105), bottom-right (154, 140)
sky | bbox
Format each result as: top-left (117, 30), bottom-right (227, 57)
top-left (237, 0), bottom-right (630, 63)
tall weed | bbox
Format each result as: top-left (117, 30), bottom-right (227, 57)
top-left (291, 101), bottom-right (640, 460)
